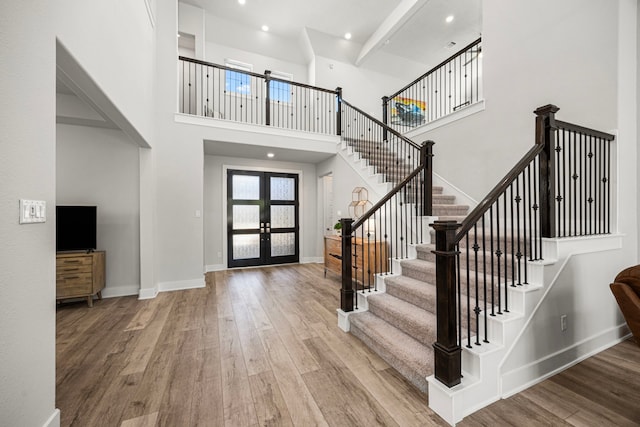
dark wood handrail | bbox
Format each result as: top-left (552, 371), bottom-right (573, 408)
top-left (178, 56), bottom-right (338, 94)
top-left (454, 143), bottom-right (544, 242)
top-left (352, 165), bottom-right (424, 230)
top-left (555, 120), bottom-right (615, 141)
top-left (387, 38), bottom-right (481, 100)
top-left (341, 99), bottom-right (422, 150)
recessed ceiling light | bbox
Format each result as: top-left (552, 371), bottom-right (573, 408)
top-left (261, 25), bottom-right (269, 32)
top-left (238, 0), bottom-right (246, 4)
top-left (344, 32), bottom-right (352, 40)
top-left (446, 15), bottom-right (454, 23)
top-left (267, 153), bottom-right (275, 158)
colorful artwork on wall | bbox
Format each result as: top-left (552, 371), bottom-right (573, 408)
top-left (390, 97), bottom-right (426, 127)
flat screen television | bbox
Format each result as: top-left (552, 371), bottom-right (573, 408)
top-left (56, 206), bottom-right (97, 252)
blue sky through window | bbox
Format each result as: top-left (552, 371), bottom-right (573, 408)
top-left (225, 69), bottom-right (251, 94)
top-left (269, 79), bottom-right (291, 103)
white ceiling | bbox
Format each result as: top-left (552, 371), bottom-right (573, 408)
top-left (182, 0), bottom-right (482, 68)
top-left (203, 139), bottom-right (334, 163)
top-left (182, 0), bottom-right (401, 44)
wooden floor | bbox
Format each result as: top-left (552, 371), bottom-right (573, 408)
top-left (56, 263), bottom-right (640, 426)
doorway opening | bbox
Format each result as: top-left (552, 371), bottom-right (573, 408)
top-left (227, 169), bottom-right (299, 268)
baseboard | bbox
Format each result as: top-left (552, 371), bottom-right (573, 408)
top-left (501, 324), bottom-right (631, 397)
top-left (301, 257), bottom-right (323, 264)
top-left (43, 409), bottom-right (60, 427)
top-left (205, 264), bottom-right (225, 272)
top-left (158, 277), bottom-right (206, 293)
top-left (101, 285), bottom-right (140, 298)
top-left (138, 286), bottom-right (158, 300)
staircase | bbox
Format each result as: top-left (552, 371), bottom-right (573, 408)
top-left (339, 133), bottom-right (471, 393)
top-left (337, 103), bottom-right (618, 425)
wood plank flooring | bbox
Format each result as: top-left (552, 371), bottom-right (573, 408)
top-left (56, 263), bottom-right (640, 426)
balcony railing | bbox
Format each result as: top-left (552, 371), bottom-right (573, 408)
top-left (179, 56), bottom-right (341, 135)
top-left (382, 38), bottom-right (482, 134)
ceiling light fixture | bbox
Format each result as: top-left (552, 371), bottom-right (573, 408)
top-left (238, 0), bottom-right (246, 4)
top-left (446, 15), bottom-right (454, 23)
top-left (344, 32), bottom-right (352, 40)
top-left (267, 153), bottom-right (275, 158)
top-left (261, 25), bottom-right (269, 32)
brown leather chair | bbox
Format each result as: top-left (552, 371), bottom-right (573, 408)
top-left (610, 265), bottom-right (640, 347)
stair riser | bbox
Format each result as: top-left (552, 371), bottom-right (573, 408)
top-left (432, 229), bottom-right (531, 252)
top-left (385, 281), bottom-right (436, 313)
top-left (385, 279), bottom-right (480, 333)
top-left (416, 248), bottom-right (520, 280)
top-left (432, 205), bottom-right (469, 216)
top-left (400, 261), bottom-right (514, 301)
top-left (367, 297), bottom-right (436, 347)
top-left (349, 323), bottom-right (429, 393)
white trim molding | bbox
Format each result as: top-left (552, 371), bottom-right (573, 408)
top-left (101, 285), bottom-right (140, 298)
top-left (205, 264), bottom-right (226, 272)
top-left (43, 409), bottom-right (60, 427)
top-left (158, 278), bottom-right (206, 293)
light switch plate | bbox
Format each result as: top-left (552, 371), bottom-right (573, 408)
top-left (19, 200), bottom-right (46, 224)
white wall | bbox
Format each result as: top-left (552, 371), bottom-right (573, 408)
top-left (55, 0), bottom-right (156, 145)
top-left (179, 2), bottom-right (205, 59)
top-left (204, 155), bottom-right (319, 269)
top-left (0, 1), bottom-right (58, 426)
top-left (413, 0), bottom-right (619, 201)
top-left (56, 124), bottom-right (141, 297)
top-left (204, 41), bottom-right (308, 83)
top-left (204, 12), bottom-right (306, 66)
top-left (314, 55), bottom-right (411, 120)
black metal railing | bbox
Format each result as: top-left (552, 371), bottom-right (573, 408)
top-left (340, 141), bottom-right (433, 312)
top-left (552, 120), bottom-right (614, 237)
top-left (341, 99), bottom-right (423, 186)
top-left (382, 38), bottom-right (482, 134)
top-left (431, 105), bottom-right (616, 388)
top-left (178, 56), bottom-right (340, 135)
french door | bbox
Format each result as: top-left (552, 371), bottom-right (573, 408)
top-left (227, 170), bottom-right (299, 268)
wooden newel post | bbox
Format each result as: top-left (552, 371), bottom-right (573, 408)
top-left (432, 220), bottom-right (462, 387)
top-left (265, 70), bottom-right (272, 126)
top-left (340, 217), bottom-right (354, 312)
top-left (534, 104), bottom-right (559, 238)
top-left (336, 87), bottom-right (343, 136)
top-left (382, 96), bottom-right (389, 141)
top-left (422, 140), bottom-right (435, 216)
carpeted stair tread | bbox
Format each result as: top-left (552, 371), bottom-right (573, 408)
top-left (433, 194), bottom-right (456, 204)
top-left (384, 274), bottom-right (437, 313)
top-left (349, 311), bottom-right (433, 392)
top-left (400, 258), bottom-right (508, 299)
top-left (414, 243), bottom-right (518, 279)
top-left (367, 293), bottom-right (437, 346)
top-left (434, 215), bottom-right (467, 222)
top-left (433, 204), bottom-right (469, 216)
top-left (415, 244), bottom-right (436, 262)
